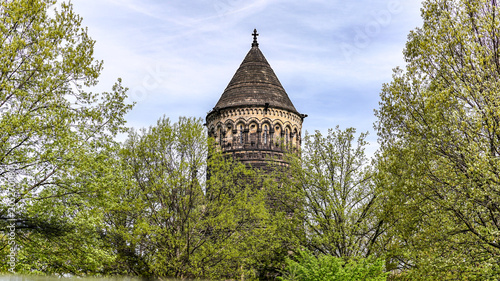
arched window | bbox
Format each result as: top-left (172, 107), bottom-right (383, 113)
top-left (239, 125), bottom-right (243, 144)
top-left (263, 125), bottom-right (268, 144)
top-left (226, 124), bottom-right (233, 147)
top-left (274, 125), bottom-right (281, 146)
top-left (293, 128), bottom-right (298, 148)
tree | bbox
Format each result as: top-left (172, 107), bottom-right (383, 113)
top-left (376, 0), bottom-right (500, 278)
top-left (279, 127), bottom-right (385, 260)
top-left (0, 0), bottom-right (132, 274)
top-left (104, 117), bottom-right (278, 280)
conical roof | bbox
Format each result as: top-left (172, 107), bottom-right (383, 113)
top-left (213, 34), bottom-right (299, 114)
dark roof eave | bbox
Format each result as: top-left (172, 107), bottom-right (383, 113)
top-left (206, 104), bottom-right (305, 120)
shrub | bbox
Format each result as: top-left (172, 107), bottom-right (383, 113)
top-left (279, 250), bottom-right (387, 281)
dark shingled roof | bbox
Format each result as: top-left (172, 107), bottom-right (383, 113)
top-left (214, 45), bottom-right (299, 114)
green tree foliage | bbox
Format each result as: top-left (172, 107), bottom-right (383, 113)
top-left (104, 117), bottom-right (278, 280)
top-left (376, 0), bottom-right (500, 278)
top-left (279, 249), bottom-right (387, 281)
top-left (280, 127), bottom-right (385, 259)
top-left (0, 0), bottom-right (132, 274)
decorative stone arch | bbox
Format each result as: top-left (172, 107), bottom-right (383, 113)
top-left (208, 125), bottom-right (216, 138)
top-left (246, 116), bottom-right (260, 124)
top-left (234, 118), bottom-right (246, 127)
top-left (215, 122), bottom-right (225, 146)
top-left (282, 120), bottom-right (293, 128)
top-left (224, 119), bottom-right (235, 127)
top-left (273, 120), bottom-right (284, 130)
top-left (260, 118), bottom-right (272, 128)
top-left (248, 121), bottom-right (259, 132)
top-left (248, 120), bottom-right (259, 147)
top-left (224, 120), bottom-right (235, 148)
top-left (235, 120), bottom-right (246, 145)
top-left (273, 121), bottom-right (284, 147)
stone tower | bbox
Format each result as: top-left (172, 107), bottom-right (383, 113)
top-left (206, 30), bottom-right (306, 169)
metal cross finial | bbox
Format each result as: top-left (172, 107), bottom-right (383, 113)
top-left (252, 29), bottom-right (259, 47)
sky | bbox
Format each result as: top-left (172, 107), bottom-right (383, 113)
top-left (70, 0), bottom-right (423, 155)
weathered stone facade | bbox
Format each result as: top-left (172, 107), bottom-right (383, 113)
top-left (206, 30), bottom-right (306, 169)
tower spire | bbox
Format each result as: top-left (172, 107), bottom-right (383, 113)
top-left (252, 28), bottom-right (259, 47)
top-left (206, 31), bottom-right (305, 171)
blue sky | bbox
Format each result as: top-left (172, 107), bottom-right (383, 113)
top-left (71, 0), bottom-right (423, 154)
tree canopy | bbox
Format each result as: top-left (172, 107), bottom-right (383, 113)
top-left (0, 0), bottom-right (132, 273)
top-left (102, 117), bottom-right (282, 280)
top-left (376, 0), bottom-right (500, 279)
top-left (281, 127), bottom-right (385, 259)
